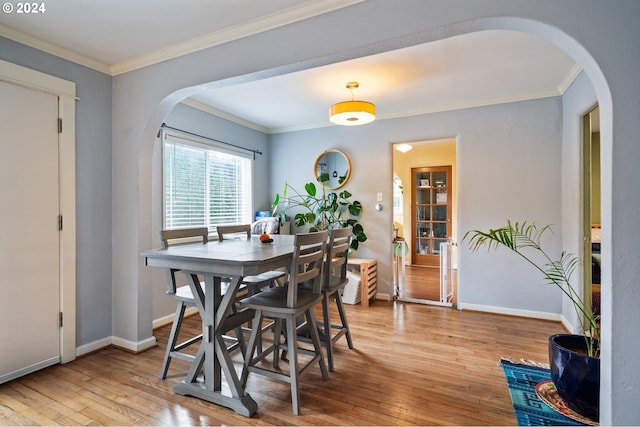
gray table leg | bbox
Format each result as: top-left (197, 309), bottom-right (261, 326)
top-left (174, 273), bottom-right (258, 417)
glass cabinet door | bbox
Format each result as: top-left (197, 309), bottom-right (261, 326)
top-left (412, 166), bottom-right (452, 266)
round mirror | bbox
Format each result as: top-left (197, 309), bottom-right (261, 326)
top-left (314, 149), bottom-right (351, 190)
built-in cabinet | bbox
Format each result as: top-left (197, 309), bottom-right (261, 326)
top-left (411, 166), bottom-right (452, 266)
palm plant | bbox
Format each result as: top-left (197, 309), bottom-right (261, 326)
top-left (464, 220), bottom-right (600, 357)
top-left (272, 181), bottom-right (367, 250)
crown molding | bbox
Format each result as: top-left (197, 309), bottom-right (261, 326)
top-left (268, 89), bottom-right (566, 134)
top-left (187, 87), bottom-right (567, 135)
top-left (181, 98), bottom-right (270, 134)
top-left (379, 89), bottom-right (564, 123)
top-left (110, 0), bottom-right (364, 75)
top-left (1, 0), bottom-right (363, 76)
top-left (557, 63), bottom-right (583, 94)
top-left (0, 23), bottom-right (111, 74)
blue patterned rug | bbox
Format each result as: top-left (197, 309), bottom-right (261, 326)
top-left (500, 358), bottom-right (588, 426)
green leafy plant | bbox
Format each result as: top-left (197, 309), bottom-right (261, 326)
top-left (272, 181), bottom-right (367, 250)
top-left (464, 220), bottom-right (600, 358)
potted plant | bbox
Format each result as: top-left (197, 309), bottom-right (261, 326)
top-left (272, 181), bottom-right (367, 250)
top-left (464, 220), bottom-right (600, 421)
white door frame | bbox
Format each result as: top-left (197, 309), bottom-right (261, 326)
top-left (0, 59), bottom-right (76, 364)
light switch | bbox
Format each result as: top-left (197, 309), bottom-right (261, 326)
top-left (377, 192), bottom-right (383, 202)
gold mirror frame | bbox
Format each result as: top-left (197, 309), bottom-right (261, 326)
top-left (313, 149), bottom-right (351, 190)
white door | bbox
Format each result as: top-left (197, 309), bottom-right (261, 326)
top-left (0, 80), bottom-right (61, 383)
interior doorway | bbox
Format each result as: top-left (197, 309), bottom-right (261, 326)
top-left (392, 139), bottom-right (457, 307)
top-left (0, 60), bottom-right (76, 382)
top-left (583, 106), bottom-right (601, 326)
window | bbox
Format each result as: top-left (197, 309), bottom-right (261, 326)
top-left (162, 130), bottom-right (253, 231)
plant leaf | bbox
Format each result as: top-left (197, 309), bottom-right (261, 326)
top-left (349, 200), bottom-right (363, 216)
top-left (304, 182), bottom-right (316, 197)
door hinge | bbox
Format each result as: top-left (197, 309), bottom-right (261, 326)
top-left (58, 215), bottom-right (63, 231)
top-left (58, 118), bottom-right (63, 133)
top-left (59, 312), bottom-right (63, 328)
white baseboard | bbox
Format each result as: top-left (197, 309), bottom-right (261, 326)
top-left (152, 306), bottom-right (198, 329)
top-left (560, 315), bottom-right (579, 334)
top-left (76, 335), bottom-right (157, 357)
top-left (458, 302), bottom-right (563, 322)
top-left (76, 337), bottom-right (113, 357)
top-left (375, 293), bottom-right (393, 301)
top-left (112, 335), bottom-right (157, 353)
top-left (76, 308), bottom-right (201, 358)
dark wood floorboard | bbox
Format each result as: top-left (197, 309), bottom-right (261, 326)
top-left (0, 301), bottom-right (565, 426)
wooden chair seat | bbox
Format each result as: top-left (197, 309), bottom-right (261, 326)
top-left (240, 286), bottom-right (322, 314)
top-left (174, 280), bottom-right (234, 301)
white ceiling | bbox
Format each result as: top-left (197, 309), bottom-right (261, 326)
top-left (0, 0), bottom-right (579, 134)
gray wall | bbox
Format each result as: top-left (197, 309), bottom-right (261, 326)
top-left (0, 37), bottom-right (113, 347)
top-left (269, 97), bottom-right (564, 315)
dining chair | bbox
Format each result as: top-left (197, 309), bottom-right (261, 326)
top-left (216, 224), bottom-right (286, 295)
top-left (158, 227), bottom-right (248, 379)
top-left (251, 217), bottom-right (280, 235)
top-left (239, 230), bottom-right (330, 416)
top-left (291, 227), bottom-right (354, 371)
top-left (217, 224), bottom-right (287, 353)
top-left (317, 226), bottom-right (354, 371)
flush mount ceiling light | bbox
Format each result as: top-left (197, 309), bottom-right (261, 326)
top-left (395, 143), bottom-right (413, 153)
top-left (329, 81), bottom-right (376, 126)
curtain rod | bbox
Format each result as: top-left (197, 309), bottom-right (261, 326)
top-left (158, 123), bottom-right (263, 158)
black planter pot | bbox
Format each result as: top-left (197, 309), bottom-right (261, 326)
top-left (549, 334), bottom-right (600, 421)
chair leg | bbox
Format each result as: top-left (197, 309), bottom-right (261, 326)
top-left (240, 310), bottom-right (263, 388)
top-left (234, 323), bottom-right (247, 356)
top-left (285, 313), bottom-right (301, 416)
top-left (160, 301), bottom-right (187, 379)
top-left (273, 319), bottom-right (283, 368)
top-left (335, 293), bottom-right (353, 349)
top-left (322, 293), bottom-right (335, 371)
top-left (305, 309), bottom-right (329, 381)
top-left (227, 303), bottom-right (247, 356)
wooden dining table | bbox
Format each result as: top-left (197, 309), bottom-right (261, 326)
top-left (141, 233), bottom-right (295, 416)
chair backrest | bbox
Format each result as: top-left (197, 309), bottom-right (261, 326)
top-left (251, 217), bottom-right (280, 235)
top-left (323, 227), bottom-right (352, 286)
top-left (160, 227), bottom-right (209, 248)
top-left (159, 227), bottom-right (208, 294)
top-left (287, 230), bottom-right (328, 307)
top-left (216, 224), bottom-right (251, 241)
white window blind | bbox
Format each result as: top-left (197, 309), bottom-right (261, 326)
top-left (162, 130), bottom-right (253, 231)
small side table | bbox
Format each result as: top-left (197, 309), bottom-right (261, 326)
top-left (347, 258), bottom-right (377, 307)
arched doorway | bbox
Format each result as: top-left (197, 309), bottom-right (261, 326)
top-left (126, 13), bottom-right (613, 419)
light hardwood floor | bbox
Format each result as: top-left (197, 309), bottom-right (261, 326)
top-left (0, 301), bottom-right (565, 426)
top-left (401, 265), bottom-right (457, 304)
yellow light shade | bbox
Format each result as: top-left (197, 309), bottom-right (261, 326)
top-left (329, 100), bottom-right (376, 126)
